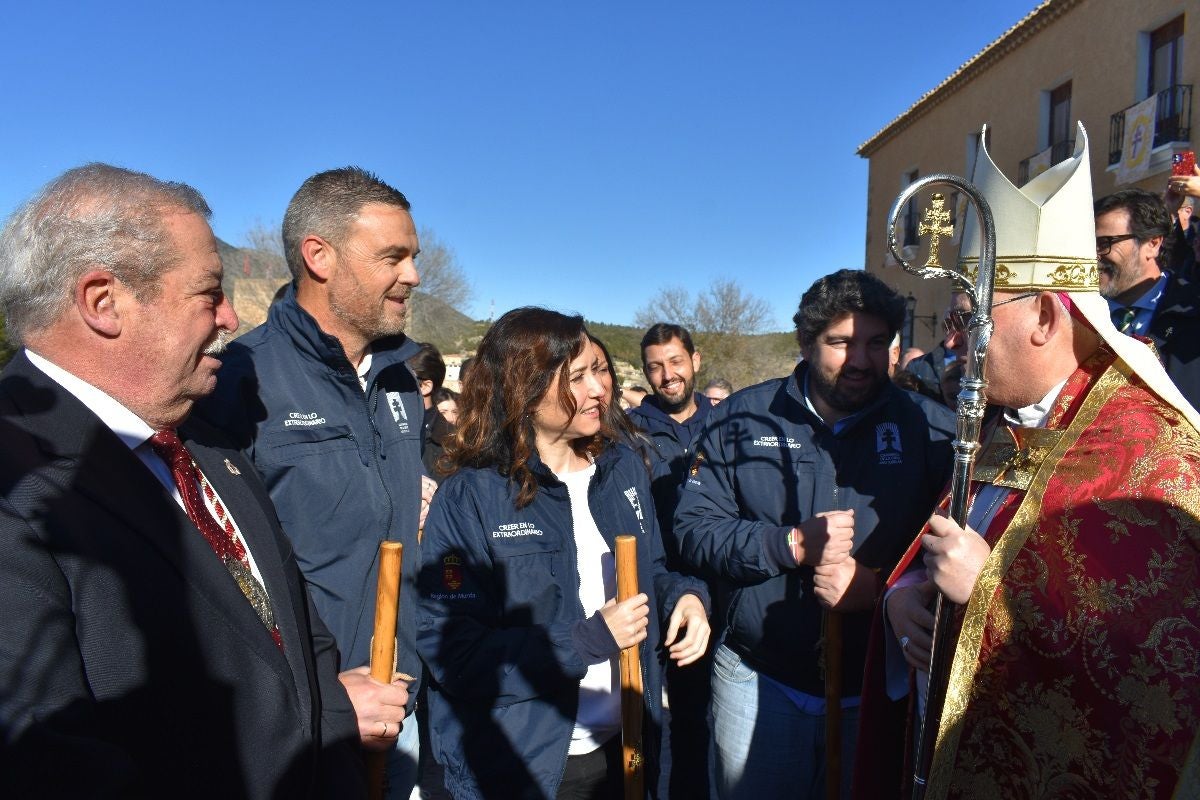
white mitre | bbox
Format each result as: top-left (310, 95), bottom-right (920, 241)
top-left (958, 122), bottom-right (1200, 431)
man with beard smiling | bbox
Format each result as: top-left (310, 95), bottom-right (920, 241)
top-left (674, 269), bottom-right (954, 799)
top-left (631, 323), bottom-right (713, 530)
top-left (197, 167), bottom-right (427, 798)
top-left (1094, 188), bottom-right (1200, 407)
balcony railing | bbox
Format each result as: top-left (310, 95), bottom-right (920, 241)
top-left (1018, 138), bottom-right (1076, 184)
top-left (1108, 84), bottom-right (1192, 165)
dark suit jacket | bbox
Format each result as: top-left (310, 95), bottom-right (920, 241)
top-left (0, 352), bottom-right (364, 799)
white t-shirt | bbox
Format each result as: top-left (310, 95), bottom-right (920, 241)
top-left (555, 462), bottom-right (621, 755)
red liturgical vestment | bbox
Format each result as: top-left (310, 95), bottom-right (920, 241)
top-left (860, 347), bottom-right (1200, 799)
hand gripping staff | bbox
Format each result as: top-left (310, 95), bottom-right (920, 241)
top-left (367, 541), bottom-right (404, 800)
top-left (885, 162), bottom-right (997, 800)
top-left (615, 535), bottom-right (645, 800)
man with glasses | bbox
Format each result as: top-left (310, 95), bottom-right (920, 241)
top-left (905, 291), bottom-right (971, 407)
top-left (1094, 188), bottom-right (1200, 407)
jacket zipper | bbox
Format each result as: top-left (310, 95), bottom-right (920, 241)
top-left (552, 467), bottom-right (589, 796)
top-left (365, 382), bottom-right (394, 535)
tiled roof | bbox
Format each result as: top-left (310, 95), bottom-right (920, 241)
top-left (857, 0), bottom-right (1082, 156)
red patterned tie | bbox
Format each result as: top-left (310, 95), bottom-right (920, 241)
top-left (150, 430), bottom-right (282, 649)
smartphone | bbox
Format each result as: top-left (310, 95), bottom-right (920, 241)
top-left (1173, 151), bottom-right (1196, 176)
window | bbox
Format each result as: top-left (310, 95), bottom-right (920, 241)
top-left (1149, 16), bottom-right (1183, 97)
top-left (1150, 16), bottom-right (1188, 145)
top-left (1109, 16), bottom-right (1191, 164)
top-left (1049, 81), bottom-right (1073, 163)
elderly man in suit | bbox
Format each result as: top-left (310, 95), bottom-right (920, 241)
top-left (0, 164), bottom-right (403, 798)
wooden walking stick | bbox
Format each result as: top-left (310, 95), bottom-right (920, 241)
top-left (615, 535), bottom-right (644, 800)
top-left (824, 611), bottom-right (844, 800)
top-left (367, 541), bottom-right (404, 800)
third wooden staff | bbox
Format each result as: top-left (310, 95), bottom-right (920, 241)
top-left (615, 535), bottom-right (644, 800)
top-left (367, 541), bottom-right (404, 800)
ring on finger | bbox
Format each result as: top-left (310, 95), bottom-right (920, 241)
top-left (900, 635), bottom-right (911, 651)
top-left (380, 721), bottom-right (389, 738)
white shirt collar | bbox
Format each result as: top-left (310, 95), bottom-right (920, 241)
top-left (357, 348), bottom-right (373, 391)
top-left (1004, 378), bottom-right (1068, 429)
top-left (25, 349), bottom-right (157, 450)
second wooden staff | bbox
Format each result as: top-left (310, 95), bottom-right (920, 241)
top-left (615, 535), bottom-right (644, 800)
top-left (367, 541), bottom-right (404, 800)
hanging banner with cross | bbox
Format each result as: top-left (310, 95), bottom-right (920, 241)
top-left (1116, 94), bottom-right (1157, 185)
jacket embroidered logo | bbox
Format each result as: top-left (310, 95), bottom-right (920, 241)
top-left (623, 487), bottom-right (647, 535)
top-left (386, 391), bottom-right (411, 433)
top-left (875, 422), bottom-right (902, 466)
top-left (442, 553), bottom-right (463, 591)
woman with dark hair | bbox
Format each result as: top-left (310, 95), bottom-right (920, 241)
top-left (418, 307), bottom-right (710, 800)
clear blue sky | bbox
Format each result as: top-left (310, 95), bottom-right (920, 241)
top-left (1, 0), bottom-right (1039, 331)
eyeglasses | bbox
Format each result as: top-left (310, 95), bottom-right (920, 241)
top-left (942, 310), bottom-right (971, 336)
top-left (1096, 233), bottom-right (1137, 257)
top-left (941, 292), bottom-right (1041, 336)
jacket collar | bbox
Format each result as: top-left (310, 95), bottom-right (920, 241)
top-left (637, 392), bottom-right (712, 426)
top-left (785, 362), bottom-right (896, 435)
top-left (269, 282), bottom-right (420, 378)
top-left (527, 444), bottom-right (621, 491)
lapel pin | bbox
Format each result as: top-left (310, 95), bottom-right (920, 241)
top-left (224, 459), bottom-right (242, 476)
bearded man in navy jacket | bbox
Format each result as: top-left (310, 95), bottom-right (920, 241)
top-left (674, 269), bottom-right (954, 799)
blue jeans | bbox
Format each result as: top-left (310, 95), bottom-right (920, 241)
top-left (710, 644), bottom-right (857, 800)
top-left (385, 712), bottom-right (420, 800)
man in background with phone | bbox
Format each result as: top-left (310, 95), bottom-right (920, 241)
top-left (1167, 150), bottom-right (1200, 280)
top-left (1095, 187), bottom-right (1200, 407)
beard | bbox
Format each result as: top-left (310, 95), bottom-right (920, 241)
top-left (1097, 257), bottom-right (1122, 299)
top-left (328, 277), bottom-right (410, 343)
top-left (655, 373), bottom-right (696, 414)
top-left (808, 362), bottom-right (887, 416)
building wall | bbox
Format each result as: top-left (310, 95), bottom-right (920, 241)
top-left (861, 0), bottom-right (1197, 352)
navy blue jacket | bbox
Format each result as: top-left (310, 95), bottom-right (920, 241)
top-left (674, 364), bottom-right (954, 696)
top-left (1148, 271), bottom-right (1200, 411)
top-left (627, 393), bottom-right (711, 566)
top-left (626, 393), bottom-right (711, 483)
top-left (195, 285), bottom-right (425, 696)
top-left (417, 444), bottom-right (709, 800)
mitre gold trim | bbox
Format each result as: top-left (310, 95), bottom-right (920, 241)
top-left (958, 256), bottom-right (1099, 290)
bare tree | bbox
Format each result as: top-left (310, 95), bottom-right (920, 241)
top-left (633, 279), bottom-right (788, 389)
top-left (416, 227), bottom-right (473, 311)
top-left (241, 218), bottom-right (285, 259)
top-left (237, 219), bottom-right (291, 282)
top-left (634, 286), bottom-right (696, 331)
top-left (634, 279), bottom-right (771, 337)
top-left (694, 279), bottom-right (772, 336)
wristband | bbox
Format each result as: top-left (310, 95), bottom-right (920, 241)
top-left (787, 528), bottom-right (802, 565)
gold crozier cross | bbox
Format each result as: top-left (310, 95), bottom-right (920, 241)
top-left (918, 193), bottom-right (955, 269)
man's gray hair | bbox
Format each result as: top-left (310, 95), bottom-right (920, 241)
top-left (281, 167), bottom-right (411, 280)
top-left (0, 163), bottom-right (211, 344)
